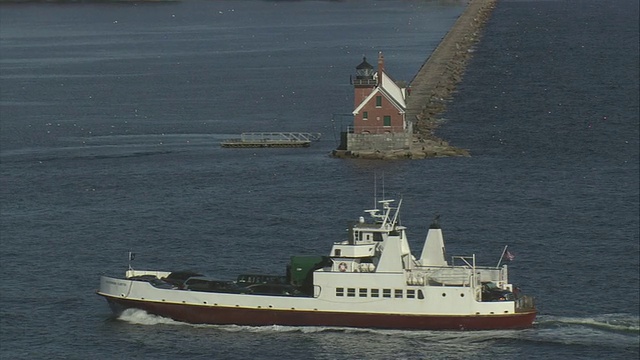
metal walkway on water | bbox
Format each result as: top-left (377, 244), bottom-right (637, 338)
top-left (221, 132), bottom-right (322, 148)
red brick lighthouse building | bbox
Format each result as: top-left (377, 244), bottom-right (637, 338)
top-left (341, 52), bottom-right (412, 152)
top-left (352, 52), bottom-right (408, 134)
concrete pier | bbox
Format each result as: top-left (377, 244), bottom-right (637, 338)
top-left (333, 0), bottom-right (497, 160)
top-left (408, 0), bottom-right (497, 140)
top-left (221, 132), bottom-right (321, 148)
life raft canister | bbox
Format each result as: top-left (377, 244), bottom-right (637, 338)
top-left (338, 262), bottom-right (348, 272)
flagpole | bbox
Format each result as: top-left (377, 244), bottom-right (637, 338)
top-left (496, 245), bottom-right (508, 268)
top-left (128, 251), bottom-right (134, 270)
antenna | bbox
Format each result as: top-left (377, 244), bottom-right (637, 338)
top-left (382, 173), bottom-right (385, 201)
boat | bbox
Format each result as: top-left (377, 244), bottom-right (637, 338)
top-left (97, 198), bottom-right (536, 330)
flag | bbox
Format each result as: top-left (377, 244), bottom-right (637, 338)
top-left (128, 252), bottom-right (136, 261)
top-left (505, 250), bottom-right (515, 262)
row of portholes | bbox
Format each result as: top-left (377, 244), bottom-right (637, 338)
top-left (441, 293), bottom-right (465, 297)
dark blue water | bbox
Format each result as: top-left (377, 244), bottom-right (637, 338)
top-left (1, 0), bottom-right (638, 359)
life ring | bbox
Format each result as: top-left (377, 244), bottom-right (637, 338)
top-left (338, 262), bottom-right (348, 272)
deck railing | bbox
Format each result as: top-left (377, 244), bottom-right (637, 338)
top-left (515, 295), bottom-right (536, 312)
top-left (239, 132), bottom-right (321, 142)
top-left (406, 268), bottom-right (474, 287)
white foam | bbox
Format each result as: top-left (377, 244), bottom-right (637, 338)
top-left (117, 308), bottom-right (184, 326)
top-left (537, 313), bottom-right (640, 333)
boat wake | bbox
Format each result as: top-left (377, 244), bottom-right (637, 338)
top-left (1, 133), bottom-right (229, 164)
top-left (523, 314), bottom-right (640, 348)
top-left (536, 313), bottom-right (639, 334)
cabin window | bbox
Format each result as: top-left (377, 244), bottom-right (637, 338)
top-left (359, 288), bottom-right (368, 297)
top-left (363, 111), bottom-right (368, 120)
top-left (347, 288), bottom-right (356, 297)
top-left (395, 289), bottom-right (403, 298)
top-left (407, 289), bottom-right (416, 299)
top-left (336, 287), bottom-right (344, 297)
top-left (335, 249), bottom-right (341, 256)
top-left (376, 96), bottom-right (382, 107)
top-left (383, 116), bottom-right (391, 127)
top-left (383, 289), bottom-right (391, 298)
top-left (366, 234), bottom-right (371, 241)
top-left (371, 289), bottom-right (380, 298)
top-left (373, 233), bottom-right (383, 242)
top-left (418, 290), bottom-right (425, 300)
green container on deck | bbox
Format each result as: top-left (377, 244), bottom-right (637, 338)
top-left (289, 256), bottom-right (330, 287)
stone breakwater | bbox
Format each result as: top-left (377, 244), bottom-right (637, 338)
top-left (333, 0), bottom-right (497, 160)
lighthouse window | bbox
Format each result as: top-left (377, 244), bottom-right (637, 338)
top-left (371, 289), bottom-right (379, 298)
top-left (363, 111), bottom-right (368, 120)
top-left (394, 289), bottom-right (403, 298)
top-left (383, 116), bottom-right (391, 127)
top-left (359, 288), bottom-right (368, 297)
top-left (336, 287), bottom-right (344, 297)
top-left (376, 96), bottom-right (382, 107)
top-left (407, 289), bottom-right (416, 299)
top-left (347, 288), bottom-right (356, 297)
top-left (383, 289), bottom-right (391, 298)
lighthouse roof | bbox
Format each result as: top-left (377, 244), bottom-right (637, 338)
top-left (352, 71), bottom-right (406, 115)
top-left (356, 57), bottom-right (374, 70)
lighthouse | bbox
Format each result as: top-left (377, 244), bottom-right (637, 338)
top-left (351, 52), bottom-right (407, 135)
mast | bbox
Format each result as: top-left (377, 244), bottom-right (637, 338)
top-left (374, 173), bottom-right (377, 209)
top-left (391, 198), bottom-right (402, 226)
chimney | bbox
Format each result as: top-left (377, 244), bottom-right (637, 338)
top-left (377, 51), bottom-right (385, 78)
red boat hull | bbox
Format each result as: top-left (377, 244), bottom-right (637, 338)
top-left (103, 295), bottom-right (537, 331)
